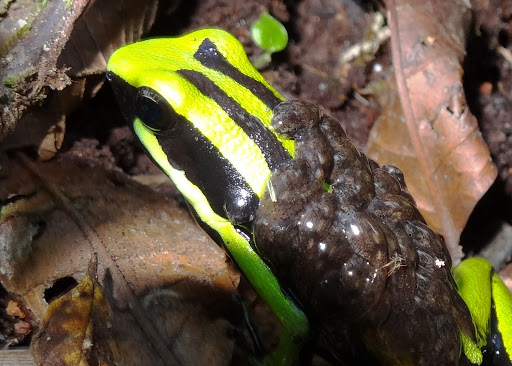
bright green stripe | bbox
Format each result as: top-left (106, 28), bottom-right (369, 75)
top-left (460, 331), bottom-right (483, 365)
top-left (492, 272), bottom-right (512, 360)
top-left (198, 64), bottom-right (294, 157)
top-left (453, 257), bottom-right (492, 347)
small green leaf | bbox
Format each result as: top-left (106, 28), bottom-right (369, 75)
top-left (250, 13), bottom-right (288, 54)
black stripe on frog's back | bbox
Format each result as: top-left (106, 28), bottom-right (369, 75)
top-left (177, 69), bottom-right (291, 171)
top-left (194, 38), bottom-right (282, 110)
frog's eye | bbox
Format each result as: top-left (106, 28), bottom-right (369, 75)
top-left (135, 87), bottom-right (176, 132)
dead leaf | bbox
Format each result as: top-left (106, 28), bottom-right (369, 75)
top-left (368, 0), bottom-right (497, 261)
top-left (32, 270), bottom-right (117, 366)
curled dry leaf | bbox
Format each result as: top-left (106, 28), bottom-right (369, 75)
top-left (368, 0), bottom-right (497, 262)
top-left (32, 271), bottom-right (117, 366)
top-left (0, 146), bottom-right (242, 366)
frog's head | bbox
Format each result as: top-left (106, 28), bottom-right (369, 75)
top-left (106, 28), bottom-right (292, 225)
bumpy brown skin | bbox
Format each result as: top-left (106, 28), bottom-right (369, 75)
top-left (253, 101), bottom-right (476, 366)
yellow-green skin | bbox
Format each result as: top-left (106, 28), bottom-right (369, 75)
top-left (107, 28), bottom-right (512, 365)
top-left (454, 257), bottom-right (512, 365)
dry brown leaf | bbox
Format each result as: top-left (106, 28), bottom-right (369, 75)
top-left (368, 0), bottom-right (497, 261)
top-left (0, 146), bottom-right (242, 365)
top-left (32, 270), bottom-right (117, 366)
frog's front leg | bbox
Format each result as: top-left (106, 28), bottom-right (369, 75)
top-left (219, 224), bottom-right (309, 366)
